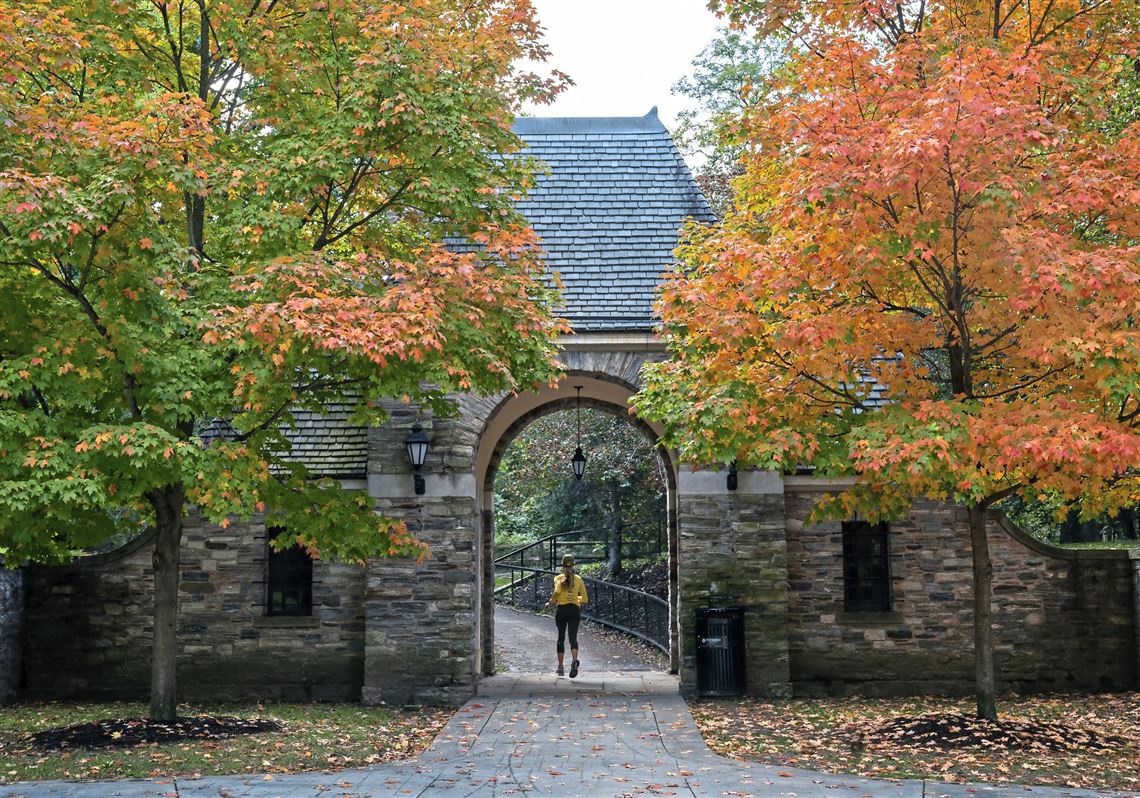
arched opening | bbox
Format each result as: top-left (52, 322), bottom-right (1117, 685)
top-left (474, 375), bottom-right (680, 678)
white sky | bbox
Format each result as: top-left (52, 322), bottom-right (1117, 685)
top-left (521, 0), bottom-right (723, 130)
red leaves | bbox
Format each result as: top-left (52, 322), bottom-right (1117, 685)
top-left (639, 0), bottom-right (1140, 519)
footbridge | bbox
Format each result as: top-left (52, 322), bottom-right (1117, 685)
top-left (493, 530), bottom-right (669, 653)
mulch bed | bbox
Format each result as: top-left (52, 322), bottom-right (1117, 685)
top-left (847, 713), bottom-right (1126, 753)
top-left (607, 561), bottom-right (668, 600)
top-left (29, 715), bottom-right (283, 751)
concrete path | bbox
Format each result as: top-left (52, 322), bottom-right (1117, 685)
top-left (0, 674), bottom-right (1129, 798)
top-left (495, 605), bottom-right (665, 673)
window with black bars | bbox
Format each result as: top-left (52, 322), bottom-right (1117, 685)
top-left (266, 534), bottom-right (313, 616)
top-left (842, 520), bottom-right (891, 612)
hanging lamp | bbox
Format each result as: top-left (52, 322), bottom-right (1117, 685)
top-left (571, 386), bottom-right (586, 480)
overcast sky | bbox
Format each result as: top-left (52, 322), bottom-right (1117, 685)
top-left (521, 0), bottom-right (723, 129)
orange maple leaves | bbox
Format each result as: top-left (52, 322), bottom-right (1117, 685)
top-left (642, 0), bottom-right (1140, 515)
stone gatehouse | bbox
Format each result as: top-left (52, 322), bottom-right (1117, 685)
top-left (3, 111), bottom-right (1139, 705)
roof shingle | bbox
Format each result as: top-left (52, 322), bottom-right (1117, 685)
top-left (513, 108), bottom-right (715, 332)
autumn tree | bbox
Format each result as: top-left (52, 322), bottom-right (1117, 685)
top-left (0, 0), bottom-right (566, 720)
top-left (635, 0), bottom-right (1140, 719)
top-left (671, 26), bottom-right (782, 216)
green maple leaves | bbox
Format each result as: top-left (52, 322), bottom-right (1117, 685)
top-left (0, 0), bottom-right (566, 563)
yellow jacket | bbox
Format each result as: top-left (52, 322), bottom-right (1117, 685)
top-left (550, 572), bottom-right (588, 607)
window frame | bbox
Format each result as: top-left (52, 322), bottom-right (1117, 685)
top-left (841, 519), bottom-right (891, 613)
top-left (265, 532), bottom-right (314, 617)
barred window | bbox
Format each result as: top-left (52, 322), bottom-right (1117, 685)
top-left (842, 520), bottom-right (891, 612)
top-left (266, 534), bottom-right (313, 616)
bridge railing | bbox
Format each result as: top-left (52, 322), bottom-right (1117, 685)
top-left (495, 530), bottom-right (606, 582)
top-left (494, 526), bottom-right (665, 587)
top-left (580, 575), bottom-right (668, 653)
top-left (494, 531), bottom-right (670, 654)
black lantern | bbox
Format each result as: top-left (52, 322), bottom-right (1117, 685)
top-left (405, 423), bottom-right (429, 496)
top-left (571, 386), bottom-right (586, 480)
top-left (727, 461), bottom-right (738, 491)
top-left (571, 446), bottom-right (586, 480)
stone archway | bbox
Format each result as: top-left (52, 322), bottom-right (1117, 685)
top-left (360, 344), bottom-right (689, 705)
top-left (473, 373), bottom-right (681, 678)
top-left (361, 341), bottom-right (795, 705)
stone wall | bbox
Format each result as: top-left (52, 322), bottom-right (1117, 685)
top-left (362, 493), bottom-right (478, 705)
top-left (677, 470), bottom-right (791, 697)
top-left (785, 485), bottom-right (1137, 696)
top-left (0, 566), bottom-right (24, 705)
top-left (23, 513), bottom-right (367, 702)
top-left (363, 404), bottom-right (483, 705)
top-left (1134, 554), bottom-right (1140, 683)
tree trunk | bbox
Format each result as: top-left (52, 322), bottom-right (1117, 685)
top-left (608, 483), bottom-right (623, 577)
top-left (1118, 507), bottom-right (1138, 540)
top-left (149, 483), bottom-right (185, 721)
top-left (967, 505), bottom-right (997, 720)
top-left (1060, 509), bottom-right (1101, 544)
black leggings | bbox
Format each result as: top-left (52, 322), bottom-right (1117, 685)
top-left (555, 603), bottom-right (581, 654)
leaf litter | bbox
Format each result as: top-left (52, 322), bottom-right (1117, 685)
top-left (0, 702), bottom-right (451, 782)
top-left (29, 716), bottom-right (283, 750)
top-left (689, 693), bottom-right (1140, 792)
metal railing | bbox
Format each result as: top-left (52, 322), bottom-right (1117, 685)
top-left (495, 530), bottom-right (606, 580)
top-left (493, 530), bottom-right (669, 653)
top-left (494, 525), bottom-right (664, 583)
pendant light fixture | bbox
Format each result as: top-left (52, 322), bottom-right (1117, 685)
top-left (571, 385), bottom-right (586, 480)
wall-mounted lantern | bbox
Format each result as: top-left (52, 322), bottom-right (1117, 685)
top-left (405, 423), bottom-right (429, 496)
top-left (727, 461), bottom-right (738, 491)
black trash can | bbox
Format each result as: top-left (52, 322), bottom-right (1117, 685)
top-left (694, 605), bottom-right (746, 697)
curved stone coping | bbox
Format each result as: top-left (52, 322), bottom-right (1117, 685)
top-left (68, 527), bottom-right (156, 568)
top-left (781, 477), bottom-right (1134, 563)
top-left (990, 512), bottom-right (1135, 562)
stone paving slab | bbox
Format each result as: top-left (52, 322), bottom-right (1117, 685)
top-left (1, 674), bottom-right (1132, 798)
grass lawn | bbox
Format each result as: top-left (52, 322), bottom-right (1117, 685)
top-left (1056, 541), bottom-right (1139, 550)
top-left (689, 692), bottom-right (1140, 792)
top-left (0, 701), bottom-right (451, 783)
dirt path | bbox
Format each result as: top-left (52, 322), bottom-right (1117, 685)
top-left (494, 604), bottom-right (667, 674)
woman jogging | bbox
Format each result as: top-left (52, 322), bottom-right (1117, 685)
top-left (544, 553), bottom-right (588, 677)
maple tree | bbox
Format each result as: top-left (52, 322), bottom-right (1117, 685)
top-left (0, 0), bottom-right (566, 720)
top-left (671, 26), bottom-right (782, 216)
top-left (635, 0), bottom-right (1140, 719)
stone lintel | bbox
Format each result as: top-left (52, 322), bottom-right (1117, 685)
top-left (677, 468), bottom-right (783, 496)
top-left (782, 475), bottom-right (857, 491)
top-left (368, 473), bottom-right (476, 499)
top-left (557, 331), bottom-right (663, 352)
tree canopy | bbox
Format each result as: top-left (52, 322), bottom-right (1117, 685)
top-left (0, 0), bottom-right (565, 718)
top-left (635, 0), bottom-right (1140, 719)
top-left (671, 25), bottom-right (783, 216)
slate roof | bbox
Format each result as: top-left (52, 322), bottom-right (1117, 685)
top-left (198, 402), bottom-right (368, 479)
top-left (513, 108), bottom-right (715, 332)
top-left (278, 404), bottom-right (369, 478)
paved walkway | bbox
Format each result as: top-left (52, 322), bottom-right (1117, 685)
top-left (495, 605), bottom-right (665, 673)
top-left (0, 674), bottom-right (1127, 798)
